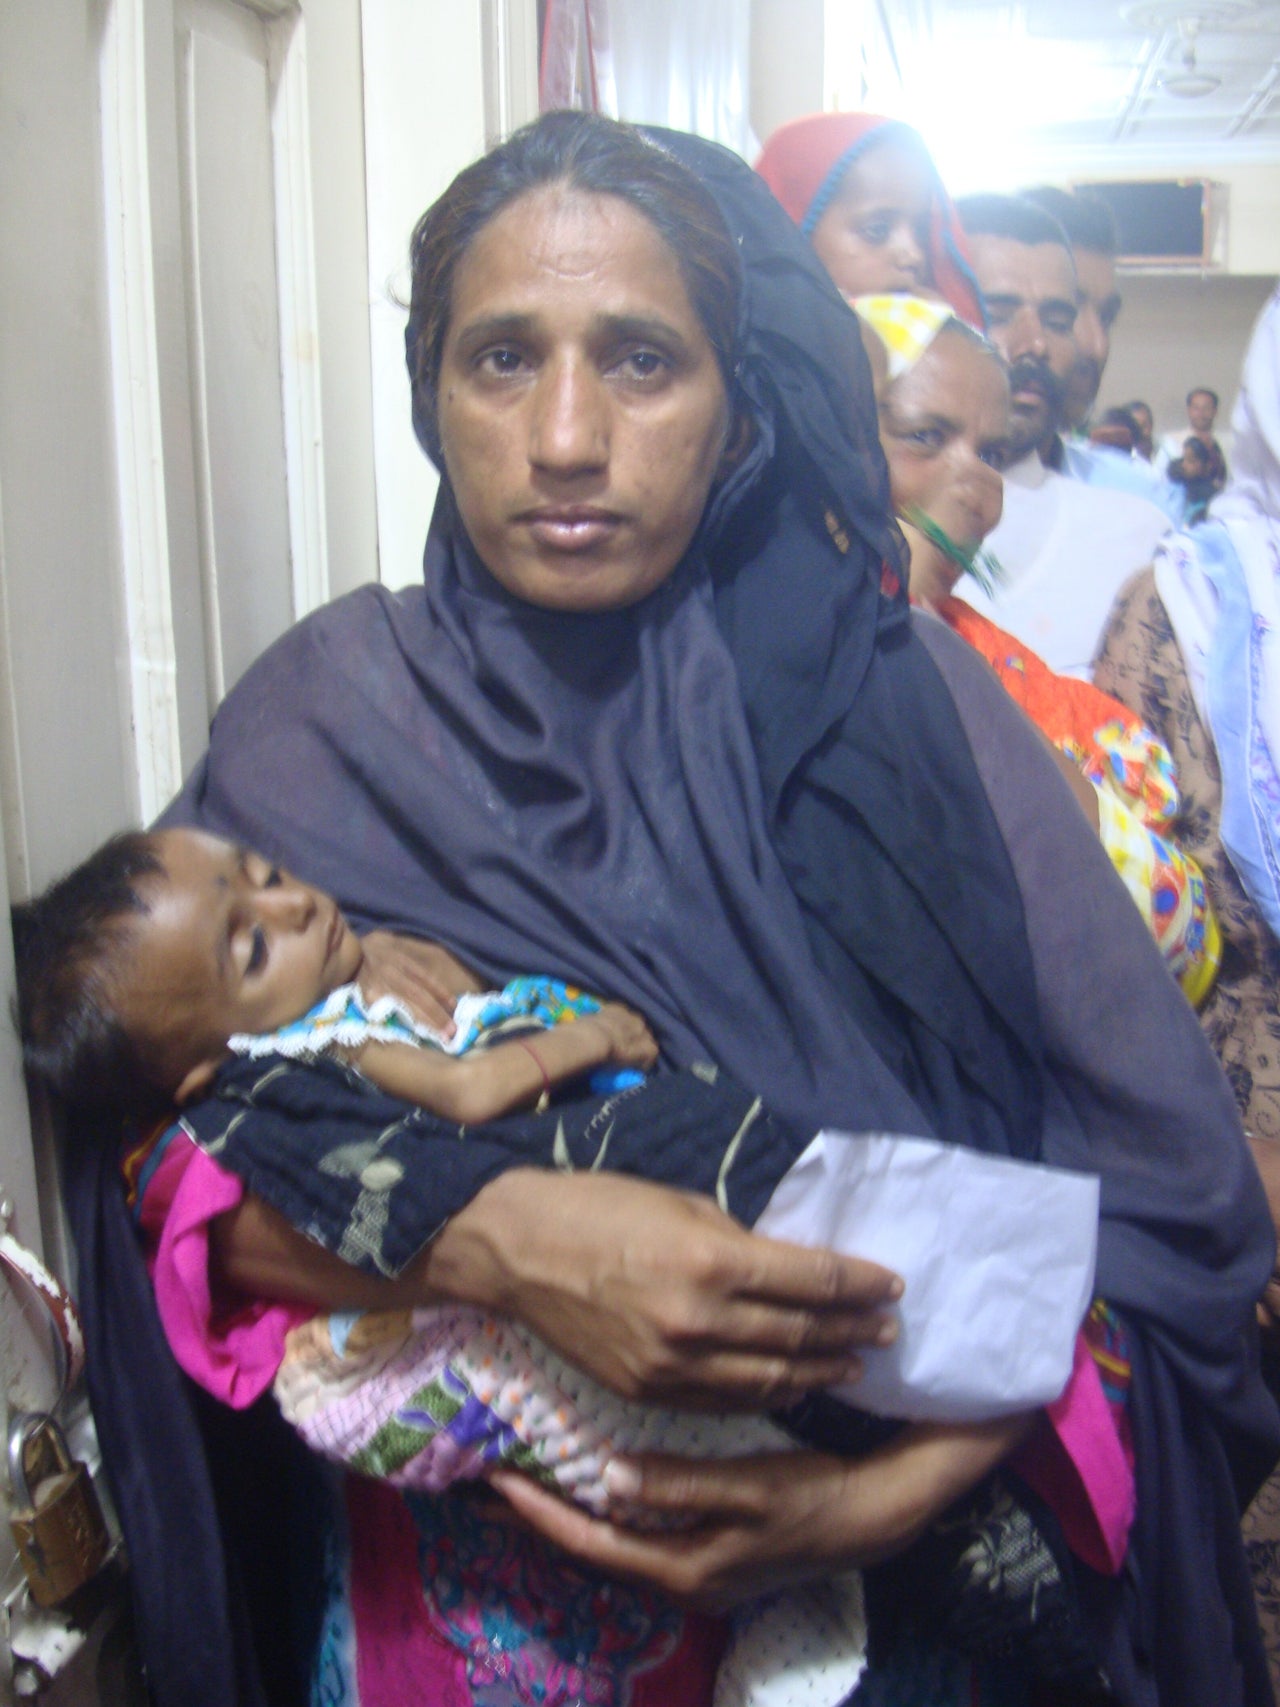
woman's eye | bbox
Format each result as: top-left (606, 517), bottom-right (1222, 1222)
top-left (246, 926), bottom-right (267, 975)
top-left (904, 427), bottom-right (944, 451)
top-left (980, 442), bottom-right (1011, 470)
top-left (477, 347), bottom-right (526, 378)
top-left (614, 348), bottom-right (667, 382)
top-left (263, 866), bottom-right (282, 888)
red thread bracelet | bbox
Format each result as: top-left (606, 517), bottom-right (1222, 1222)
top-left (516, 1038), bottom-right (552, 1113)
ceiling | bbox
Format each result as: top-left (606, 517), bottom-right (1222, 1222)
top-left (836, 0), bottom-right (1280, 187)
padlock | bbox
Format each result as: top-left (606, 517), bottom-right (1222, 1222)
top-left (8, 1411), bottom-right (110, 1605)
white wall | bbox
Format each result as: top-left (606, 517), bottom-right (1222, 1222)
top-left (1097, 273), bottom-right (1274, 447)
top-left (361, 0), bottom-right (538, 592)
top-left (749, 0), bottom-right (823, 157)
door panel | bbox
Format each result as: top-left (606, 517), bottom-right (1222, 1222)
top-left (178, 0), bottom-right (301, 702)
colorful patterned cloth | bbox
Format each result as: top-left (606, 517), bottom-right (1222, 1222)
top-left (229, 974), bottom-right (642, 1092)
top-left (941, 594), bottom-right (1220, 1005)
top-left (851, 293), bottom-right (957, 380)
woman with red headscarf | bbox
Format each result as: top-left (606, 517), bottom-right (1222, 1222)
top-left (755, 112), bottom-right (984, 327)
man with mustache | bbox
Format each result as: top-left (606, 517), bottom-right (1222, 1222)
top-left (953, 193), bottom-right (1170, 678)
top-left (1022, 186), bottom-right (1185, 520)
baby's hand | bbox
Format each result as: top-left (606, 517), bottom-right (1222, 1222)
top-left (588, 1003), bottom-right (659, 1070)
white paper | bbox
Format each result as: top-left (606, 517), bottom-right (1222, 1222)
top-left (754, 1131), bottom-right (1099, 1422)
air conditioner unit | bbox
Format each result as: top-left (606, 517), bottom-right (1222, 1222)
top-left (1070, 178), bottom-right (1226, 269)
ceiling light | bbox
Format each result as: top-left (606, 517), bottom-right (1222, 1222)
top-left (1157, 17), bottom-right (1223, 96)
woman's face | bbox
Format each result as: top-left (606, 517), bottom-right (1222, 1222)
top-left (809, 135), bottom-right (932, 298)
top-left (437, 185), bottom-right (733, 612)
top-left (877, 330), bottom-right (1010, 598)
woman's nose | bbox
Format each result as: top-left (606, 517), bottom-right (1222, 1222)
top-left (528, 356), bottom-right (609, 473)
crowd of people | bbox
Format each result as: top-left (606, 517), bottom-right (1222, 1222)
top-left (16, 107), bottom-right (1280, 1707)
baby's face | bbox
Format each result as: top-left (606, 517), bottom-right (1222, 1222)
top-left (117, 829), bottom-right (363, 1098)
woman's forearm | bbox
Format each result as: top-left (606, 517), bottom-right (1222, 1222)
top-left (492, 1411), bottom-right (1036, 1610)
top-left (212, 1168), bottom-right (905, 1409)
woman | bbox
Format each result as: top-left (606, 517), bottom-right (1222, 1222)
top-left (754, 110), bottom-right (983, 323)
top-left (851, 291), bottom-right (1219, 1005)
top-left (1094, 285), bottom-right (1280, 1695)
top-left (65, 115), bottom-right (1276, 1707)
top-left (1095, 288), bottom-right (1280, 1150)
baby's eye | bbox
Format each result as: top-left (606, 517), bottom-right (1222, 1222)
top-left (857, 217), bottom-right (894, 246)
top-left (246, 926), bottom-right (268, 975)
top-left (980, 441), bottom-right (1011, 470)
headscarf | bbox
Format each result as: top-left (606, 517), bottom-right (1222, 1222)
top-left (754, 111), bottom-right (985, 329)
top-left (1154, 285), bottom-right (1280, 939)
top-left (850, 290), bottom-right (956, 378)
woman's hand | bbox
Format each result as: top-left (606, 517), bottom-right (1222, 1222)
top-left (897, 514), bottom-right (957, 611)
top-left (357, 932), bottom-right (484, 1034)
top-left (423, 1171), bottom-right (903, 1410)
top-left (581, 1002), bottom-right (660, 1070)
top-left (491, 1414), bottom-right (1031, 1611)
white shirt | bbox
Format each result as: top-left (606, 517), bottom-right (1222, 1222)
top-left (961, 452), bottom-right (1171, 678)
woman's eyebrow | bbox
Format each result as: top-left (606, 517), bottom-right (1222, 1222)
top-left (450, 313), bottom-right (539, 355)
top-left (592, 312), bottom-right (690, 351)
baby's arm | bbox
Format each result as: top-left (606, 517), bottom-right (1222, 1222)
top-left (352, 1002), bottom-right (658, 1125)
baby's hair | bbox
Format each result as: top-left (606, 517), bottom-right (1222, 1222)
top-left (12, 830), bottom-right (171, 1120)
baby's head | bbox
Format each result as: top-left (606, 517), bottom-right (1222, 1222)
top-left (14, 828), bottom-right (362, 1119)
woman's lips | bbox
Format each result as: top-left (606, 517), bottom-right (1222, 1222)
top-left (521, 508), bottom-right (623, 552)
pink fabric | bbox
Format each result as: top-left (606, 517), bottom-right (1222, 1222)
top-left (1014, 1330), bottom-right (1135, 1576)
top-left (148, 1134), bottom-right (308, 1409)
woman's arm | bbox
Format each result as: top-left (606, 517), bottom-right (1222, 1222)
top-left (212, 1169), bottom-right (904, 1411)
top-left (491, 1412), bottom-right (1032, 1611)
top-left (353, 1004), bottom-right (658, 1124)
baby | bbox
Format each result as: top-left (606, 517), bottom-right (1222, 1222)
top-left (14, 825), bottom-right (658, 1125)
top-left (15, 825), bottom-right (1117, 1707)
top-left (16, 824), bottom-right (881, 1705)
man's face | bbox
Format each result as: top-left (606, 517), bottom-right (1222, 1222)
top-left (1064, 248), bottom-right (1121, 431)
top-left (967, 234), bottom-right (1077, 461)
top-left (1188, 390), bottom-right (1217, 434)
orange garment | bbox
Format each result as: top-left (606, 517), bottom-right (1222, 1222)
top-left (935, 593), bottom-right (1220, 1007)
top-left (940, 594), bottom-right (1166, 812)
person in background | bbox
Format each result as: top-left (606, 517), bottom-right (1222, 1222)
top-left (754, 110), bottom-right (983, 321)
top-left (1127, 400), bottom-right (1156, 461)
top-left (1089, 406), bottom-right (1142, 456)
top-left (1095, 285), bottom-right (1280, 1695)
top-left (1020, 185), bottom-right (1120, 440)
top-left (953, 192), bottom-right (1170, 677)
top-left (1168, 435), bottom-right (1220, 522)
top-left (853, 291), bottom-right (1218, 1007)
top-left (1159, 386), bottom-right (1230, 485)
top-left (1010, 186), bottom-right (1185, 519)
